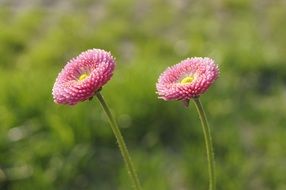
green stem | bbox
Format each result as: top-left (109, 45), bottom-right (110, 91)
top-left (95, 91), bottom-right (142, 190)
top-left (193, 97), bottom-right (216, 190)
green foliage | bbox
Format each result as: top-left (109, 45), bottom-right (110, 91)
top-left (1, 1), bottom-right (286, 189)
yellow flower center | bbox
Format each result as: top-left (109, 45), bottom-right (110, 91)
top-left (79, 73), bottom-right (89, 81)
top-left (180, 76), bottom-right (194, 84)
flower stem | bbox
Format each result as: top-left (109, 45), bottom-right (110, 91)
top-left (193, 97), bottom-right (216, 190)
top-left (95, 91), bottom-right (142, 190)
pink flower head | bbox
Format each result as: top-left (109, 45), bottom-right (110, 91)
top-left (52, 49), bottom-right (115, 105)
top-left (156, 57), bottom-right (219, 102)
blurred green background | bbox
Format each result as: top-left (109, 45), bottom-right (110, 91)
top-left (0, 0), bottom-right (286, 189)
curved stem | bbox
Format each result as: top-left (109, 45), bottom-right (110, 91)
top-left (193, 97), bottom-right (216, 190)
top-left (95, 92), bottom-right (142, 190)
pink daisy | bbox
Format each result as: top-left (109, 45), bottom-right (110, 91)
top-left (156, 57), bottom-right (219, 102)
top-left (52, 49), bottom-right (115, 105)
